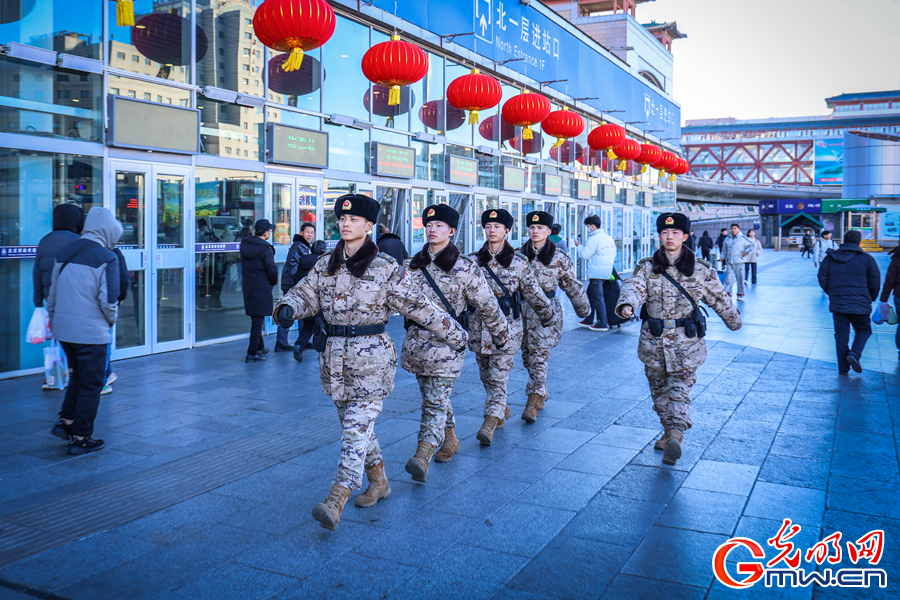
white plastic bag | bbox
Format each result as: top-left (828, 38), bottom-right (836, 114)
top-left (43, 339), bottom-right (69, 390)
top-left (26, 307), bottom-right (50, 344)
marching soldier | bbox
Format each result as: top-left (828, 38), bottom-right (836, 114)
top-left (470, 208), bottom-right (554, 446)
top-left (519, 211), bottom-right (591, 421)
top-left (615, 213), bottom-right (741, 465)
top-left (274, 195), bottom-right (466, 531)
top-left (401, 204), bottom-right (510, 481)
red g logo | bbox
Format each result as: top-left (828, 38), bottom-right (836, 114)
top-left (713, 538), bottom-right (766, 589)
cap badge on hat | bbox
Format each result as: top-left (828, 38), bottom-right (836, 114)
top-left (427, 208), bottom-right (435, 217)
top-left (532, 214), bottom-right (539, 222)
top-left (665, 216), bottom-right (674, 225)
top-left (342, 200), bottom-right (352, 210)
top-left (489, 211), bottom-right (497, 218)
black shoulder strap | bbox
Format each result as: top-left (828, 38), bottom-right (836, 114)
top-left (660, 272), bottom-right (698, 312)
top-left (58, 242), bottom-right (93, 276)
top-left (482, 263), bottom-right (512, 298)
top-left (420, 266), bottom-right (458, 320)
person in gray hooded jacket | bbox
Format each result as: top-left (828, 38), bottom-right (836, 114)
top-left (48, 207), bottom-right (123, 455)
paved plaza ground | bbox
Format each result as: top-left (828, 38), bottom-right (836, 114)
top-left (0, 251), bottom-right (898, 600)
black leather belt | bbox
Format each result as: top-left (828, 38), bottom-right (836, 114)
top-left (648, 317), bottom-right (690, 328)
top-left (544, 289), bottom-right (557, 299)
top-left (325, 323), bottom-right (386, 337)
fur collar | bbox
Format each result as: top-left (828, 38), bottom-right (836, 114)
top-left (475, 240), bottom-right (515, 268)
top-left (326, 236), bottom-right (380, 277)
top-left (409, 242), bottom-right (461, 273)
top-left (521, 240), bottom-right (557, 266)
top-left (651, 246), bottom-right (695, 277)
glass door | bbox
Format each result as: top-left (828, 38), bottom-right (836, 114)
top-left (500, 195), bottom-right (522, 249)
top-left (410, 188), bottom-right (428, 256)
top-left (112, 161), bottom-right (192, 358)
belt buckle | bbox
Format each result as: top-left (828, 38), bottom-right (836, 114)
top-left (664, 319), bottom-right (676, 328)
top-left (348, 326), bottom-right (357, 336)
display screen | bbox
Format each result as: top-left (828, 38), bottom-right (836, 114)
top-left (108, 96), bottom-right (199, 154)
top-left (542, 174), bottom-right (562, 196)
top-left (268, 124), bottom-right (328, 168)
top-left (500, 166), bottom-right (526, 191)
top-left (372, 142), bottom-right (416, 178)
top-left (573, 179), bottom-right (592, 200)
top-left (624, 189), bottom-right (636, 205)
top-left (445, 155), bottom-right (478, 186)
top-left (602, 184), bottom-right (615, 203)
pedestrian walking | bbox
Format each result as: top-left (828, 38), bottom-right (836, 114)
top-left (276, 224), bottom-right (315, 359)
top-left (813, 230), bottom-right (839, 268)
top-left (377, 226), bottom-right (408, 263)
top-left (616, 213), bottom-right (741, 466)
top-left (698, 230), bottom-right (714, 262)
top-left (241, 219), bottom-right (278, 362)
top-left (101, 243), bottom-right (130, 395)
top-left (274, 195), bottom-right (466, 531)
top-left (549, 223), bottom-right (568, 254)
top-left (33, 204), bottom-right (85, 391)
top-left (519, 211), bottom-right (591, 421)
top-left (470, 208), bottom-right (554, 446)
top-left (744, 229), bottom-right (762, 285)
top-left (817, 229), bottom-right (881, 374)
top-left (879, 245), bottom-right (900, 360)
top-left (576, 214), bottom-right (617, 331)
top-left (47, 207), bottom-right (123, 455)
top-left (722, 223), bottom-right (755, 301)
top-left (801, 229), bottom-right (813, 258)
top-left (401, 204), bottom-right (509, 481)
top-left (715, 228), bottom-right (728, 271)
top-left (685, 230), bottom-right (696, 252)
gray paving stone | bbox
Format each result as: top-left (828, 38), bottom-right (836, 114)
top-left (656, 487), bottom-right (746, 535)
top-left (603, 465), bottom-right (688, 504)
top-left (465, 501), bottom-right (576, 558)
top-left (555, 443), bottom-right (637, 477)
top-left (562, 493), bottom-right (665, 547)
top-left (517, 469), bottom-right (607, 512)
top-left (506, 537), bottom-right (625, 599)
top-left (622, 525), bottom-right (728, 588)
top-left (681, 460), bottom-right (759, 496)
top-left (517, 427), bottom-right (596, 454)
top-left (589, 425), bottom-right (659, 450)
top-left (600, 574), bottom-right (706, 600)
top-left (758, 454), bottom-right (830, 490)
top-left (825, 475), bottom-right (900, 520)
top-left (477, 448), bottom-right (567, 484)
top-left (744, 482), bottom-right (826, 527)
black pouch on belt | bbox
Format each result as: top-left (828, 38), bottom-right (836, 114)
top-left (312, 316), bottom-right (328, 352)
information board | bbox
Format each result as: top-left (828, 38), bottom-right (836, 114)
top-left (500, 166), bottom-right (526, 192)
top-left (108, 96), bottom-right (199, 154)
top-left (445, 155), bottom-right (478, 186)
top-left (267, 124), bottom-right (328, 168)
top-left (573, 179), bottom-right (592, 200)
top-left (624, 189), bottom-right (636, 205)
top-left (542, 173), bottom-right (562, 196)
top-left (371, 143), bottom-right (416, 178)
top-left (602, 184), bottom-right (615, 203)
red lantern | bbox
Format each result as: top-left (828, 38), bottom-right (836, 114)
top-left (419, 100), bottom-right (466, 132)
top-left (550, 141), bottom-right (584, 164)
top-left (132, 13), bottom-right (208, 67)
top-left (364, 85), bottom-right (414, 127)
top-left (510, 134), bottom-right (544, 155)
top-left (588, 123), bottom-right (626, 155)
top-left (502, 90), bottom-right (551, 141)
top-left (635, 144), bottom-right (663, 174)
top-left (111, 0), bottom-right (133, 27)
top-left (652, 150), bottom-right (679, 174)
top-left (446, 68), bottom-right (502, 125)
top-left (361, 35), bottom-right (428, 106)
top-left (542, 107), bottom-right (584, 150)
top-left (253, 0), bottom-right (336, 72)
top-left (268, 54), bottom-right (321, 97)
top-left (478, 114), bottom-right (516, 144)
top-left (612, 138), bottom-right (641, 171)
top-left (668, 157), bottom-right (690, 180)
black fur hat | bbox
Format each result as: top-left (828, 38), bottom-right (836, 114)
top-left (481, 208), bottom-right (514, 230)
top-left (422, 204), bottom-right (460, 229)
top-left (334, 194), bottom-right (380, 223)
top-left (525, 211), bottom-right (553, 228)
top-left (656, 212), bottom-right (690, 234)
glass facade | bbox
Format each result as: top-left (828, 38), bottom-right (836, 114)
top-left (0, 0), bottom-right (675, 377)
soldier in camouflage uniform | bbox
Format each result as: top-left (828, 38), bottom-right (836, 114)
top-left (274, 195), bottom-right (466, 530)
top-left (519, 211), bottom-right (591, 421)
top-left (470, 208), bottom-right (554, 446)
top-left (401, 204), bottom-right (510, 481)
top-left (616, 212), bottom-right (742, 465)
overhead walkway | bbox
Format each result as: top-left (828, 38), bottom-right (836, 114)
top-left (677, 176), bottom-right (842, 206)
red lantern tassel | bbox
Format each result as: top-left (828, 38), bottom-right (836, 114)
top-left (522, 125), bottom-right (534, 140)
top-left (468, 109), bottom-right (479, 125)
top-left (608, 150), bottom-right (618, 160)
top-left (551, 137), bottom-right (565, 150)
top-left (388, 85), bottom-right (401, 106)
top-left (282, 48), bottom-right (304, 72)
top-left (116, 0), bottom-right (135, 27)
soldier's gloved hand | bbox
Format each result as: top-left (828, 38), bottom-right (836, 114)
top-left (276, 306), bottom-right (294, 328)
top-left (540, 317), bottom-right (554, 328)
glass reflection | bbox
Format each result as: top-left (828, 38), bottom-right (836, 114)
top-left (323, 15), bottom-right (370, 173)
top-left (0, 0), bottom-right (101, 59)
top-left (199, 96), bottom-right (263, 160)
top-left (116, 271), bottom-right (146, 350)
top-left (109, 0), bottom-right (195, 83)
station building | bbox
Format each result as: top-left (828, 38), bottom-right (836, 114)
top-left (0, 0), bottom-right (681, 377)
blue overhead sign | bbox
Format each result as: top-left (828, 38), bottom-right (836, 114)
top-left (372, 0), bottom-right (681, 140)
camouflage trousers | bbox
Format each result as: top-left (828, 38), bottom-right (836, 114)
top-left (476, 353), bottom-right (514, 419)
top-left (522, 345), bottom-right (551, 399)
top-left (332, 397), bottom-right (384, 490)
top-left (416, 375), bottom-right (457, 447)
top-left (645, 365), bottom-right (696, 431)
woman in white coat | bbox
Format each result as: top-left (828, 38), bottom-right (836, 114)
top-left (744, 229), bottom-right (763, 285)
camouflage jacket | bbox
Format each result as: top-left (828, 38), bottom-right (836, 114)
top-left (401, 243), bottom-right (510, 377)
top-left (519, 241), bottom-right (592, 350)
top-left (274, 238), bottom-right (467, 403)
top-left (616, 248), bottom-right (741, 372)
top-left (468, 241), bottom-right (553, 355)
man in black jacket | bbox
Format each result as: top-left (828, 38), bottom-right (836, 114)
top-left (276, 229), bottom-right (312, 352)
top-left (715, 228), bottom-right (727, 271)
top-left (698, 231), bottom-right (714, 261)
top-left (241, 219), bottom-right (278, 362)
top-left (818, 230), bottom-right (881, 374)
top-left (377, 226), bottom-right (408, 263)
